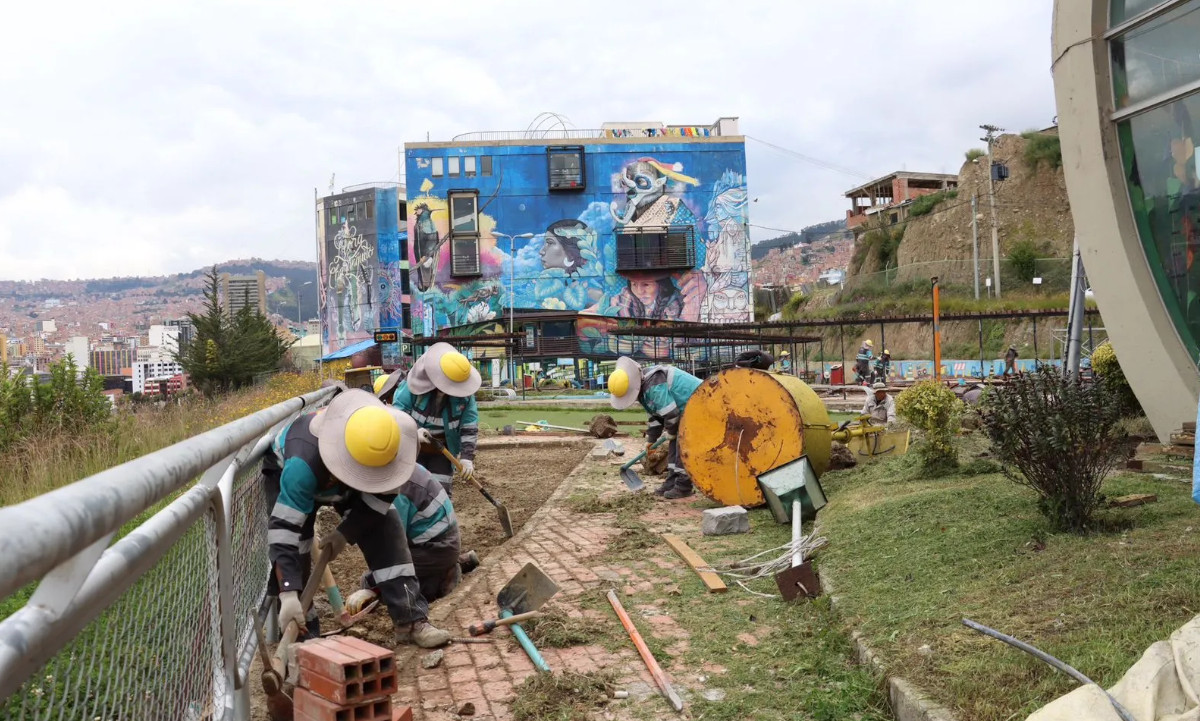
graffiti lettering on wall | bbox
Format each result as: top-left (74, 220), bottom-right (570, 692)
top-left (325, 221), bottom-right (375, 348)
top-left (408, 147), bottom-right (752, 339)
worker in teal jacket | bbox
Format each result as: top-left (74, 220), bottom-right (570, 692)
top-left (608, 356), bottom-right (703, 499)
top-left (359, 463), bottom-right (480, 602)
top-left (261, 388), bottom-right (451, 649)
top-left (390, 342), bottom-right (481, 498)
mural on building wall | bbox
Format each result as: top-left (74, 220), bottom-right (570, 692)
top-left (323, 220), bottom-right (376, 350)
top-left (406, 143), bottom-right (752, 342)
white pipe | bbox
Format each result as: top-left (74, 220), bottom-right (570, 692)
top-left (791, 501), bottom-right (802, 568)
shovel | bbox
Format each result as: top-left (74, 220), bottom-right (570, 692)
top-left (434, 440), bottom-right (514, 538)
top-left (273, 540), bottom-right (337, 679)
top-left (467, 563), bottom-right (559, 669)
top-left (254, 612), bottom-right (293, 721)
top-left (618, 436), bottom-right (669, 491)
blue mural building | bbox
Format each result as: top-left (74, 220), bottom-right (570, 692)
top-left (403, 117), bottom-right (751, 360)
top-left (316, 183), bottom-right (410, 366)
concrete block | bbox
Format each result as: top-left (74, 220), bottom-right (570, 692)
top-left (702, 506), bottom-right (749, 536)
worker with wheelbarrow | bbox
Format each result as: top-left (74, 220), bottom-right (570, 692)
top-left (387, 342), bottom-right (481, 498)
top-left (261, 388), bottom-right (452, 649)
top-left (608, 356), bottom-right (703, 500)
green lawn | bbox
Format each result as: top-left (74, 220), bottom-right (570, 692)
top-left (477, 406), bottom-right (648, 433)
top-left (817, 449), bottom-right (1200, 721)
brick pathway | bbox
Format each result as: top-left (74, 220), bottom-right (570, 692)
top-left (392, 442), bottom-right (704, 721)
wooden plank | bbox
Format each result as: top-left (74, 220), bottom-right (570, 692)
top-left (662, 534), bottom-right (727, 593)
top-left (1108, 493), bottom-right (1158, 508)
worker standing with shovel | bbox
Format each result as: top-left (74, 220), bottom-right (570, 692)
top-left (390, 342), bottom-right (481, 498)
top-left (608, 356), bottom-right (703, 500)
top-left (261, 388), bottom-right (451, 649)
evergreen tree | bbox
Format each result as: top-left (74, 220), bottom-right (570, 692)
top-left (176, 267), bottom-right (291, 396)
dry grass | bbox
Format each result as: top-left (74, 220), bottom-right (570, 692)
top-left (509, 671), bottom-right (614, 721)
top-left (520, 604), bottom-right (596, 648)
top-left (0, 372), bottom-right (324, 507)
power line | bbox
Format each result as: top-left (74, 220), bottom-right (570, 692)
top-left (745, 135), bottom-right (873, 180)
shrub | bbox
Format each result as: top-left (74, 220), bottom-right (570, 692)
top-left (1021, 131), bottom-right (1062, 170)
top-left (1090, 342), bottom-right (1142, 416)
top-left (1007, 239), bottom-right (1043, 283)
top-left (965, 148), bottom-right (986, 162)
top-left (0, 356), bottom-right (111, 453)
top-left (980, 365), bottom-right (1133, 533)
top-left (895, 381), bottom-right (964, 473)
top-left (908, 189), bottom-right (958, 218)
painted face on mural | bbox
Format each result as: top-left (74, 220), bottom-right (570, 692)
top-left (616, 161), bottom-right (667, 221)
top-left (541, 236), bottom-right (567, 269)
top-left (629, 277), bottom-right (659, 306)
top-left (540, 220), bottom-right (588, 275)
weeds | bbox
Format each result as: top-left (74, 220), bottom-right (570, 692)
top-left (510, 671), bottom-right (613, 721)
top-left (521, 605), bottom-right (596, 648)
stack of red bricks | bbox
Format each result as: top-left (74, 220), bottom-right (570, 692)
top-left (294, 636), bottom-right (412, 721)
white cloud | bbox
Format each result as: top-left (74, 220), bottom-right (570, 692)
top-left (0, 0), bottom-right (1056, 280)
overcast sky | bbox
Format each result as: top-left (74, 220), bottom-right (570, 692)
top-left (0, 0), bottom-right (1056, 281)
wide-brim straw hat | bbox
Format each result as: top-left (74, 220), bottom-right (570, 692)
top-left (421, 342), bottom-right (482, 397)
top-left (375, 369), bottom-right (405, 401)
top-left (404, 355), bottom-right (436, 395)
top-left (309, 389), bottom-right (418, 494)
top-left (609, 356), bottom-right (643, 410)
top-left (872, 382), bottom-right (887, 391)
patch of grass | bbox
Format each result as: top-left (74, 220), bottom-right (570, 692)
top-left (521, 605), bottom-right (597, 648)
top-left (909, 189), bottom-right (958, 218)
top-left (509, 671), bottom-right (614, 721)
top-left (604, 519), bottom-right (659, 558)
top-left (1022, 130), bottom-right (1063, 170)
top-left (477, 407), bottom-right (646, 434)
top-left (567, 489), bottom-right (655, 518)
top-left (819, 452), bottom-right (1200, 721)
top-left (966, 148), bottom-right (986, 162)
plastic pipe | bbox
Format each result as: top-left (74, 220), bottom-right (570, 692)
top-left (501, 609), bottom-right (550, 672)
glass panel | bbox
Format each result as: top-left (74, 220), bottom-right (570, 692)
top-left (431, 157), bottom-right (444, 177)
top-left (347, 204), bottom-right (356, 222)
top-left (549, 150), bottom-right (583, 188)
top-left (464, 156), bottom-right (477, 177)
top-left (1118, 90), bottom-right (1200, 364)
top-left (448, 157), bottom-right (460, 177)
top-left (450, 194), bottom-right (477, 233)
top-left (366, 200), bottom-right (374, 219)
top-left (1112, 0), bottom-right (1171, 25)
top-left (481, 156), bottom-right (492, 176)
top-left (1112, 0), bottom-right (1200, 109)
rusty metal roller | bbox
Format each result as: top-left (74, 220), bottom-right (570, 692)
top-left (679, 368), bottom-right (834, 507)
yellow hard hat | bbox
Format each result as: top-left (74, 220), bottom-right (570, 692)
top-left (609, 369), bottom-right (630, 398)
top-left (372, 374), bottom-right (390, 395)
top-left (883, 349), bottom-right (889, 355)
top-left (440, 351), bottom-right (472, 383)
top-left (343, 406), bottom-right (401, 468)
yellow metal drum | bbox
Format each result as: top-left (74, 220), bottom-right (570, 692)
top-left (678, 368), bottom-right (833, 507)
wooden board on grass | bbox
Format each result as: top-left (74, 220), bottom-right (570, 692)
top-left (662, 534), bottom-right (727, 593)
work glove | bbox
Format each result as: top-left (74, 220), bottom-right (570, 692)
top-left (458, 458), bottom-right (475, 481)
top-left (278, 591), bottom-right (303, 633)
top-left (417, 428), bottom-right (435, 446)
top-left (319, 530), bottom-right (348, 560)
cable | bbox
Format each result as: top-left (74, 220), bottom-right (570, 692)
top-left (746, 135), bottom-right (873, 180)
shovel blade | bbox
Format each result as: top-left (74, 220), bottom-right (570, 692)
top-left (496, 502), bottom-right (515, 538)
top-left (496, 562), bottom-right (560, 615)
top-left (775, 561), bottom-right (822, 602)
top-left (619, 466), bottom-right (644, 491)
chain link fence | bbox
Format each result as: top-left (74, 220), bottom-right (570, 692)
top-left (838, 258), bottom-right (1073, 299)
top-left (0, 387), bottom-right (336, 721)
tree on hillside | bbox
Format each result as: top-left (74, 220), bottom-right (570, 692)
top-left (176, 267), bottom-right (292, 396)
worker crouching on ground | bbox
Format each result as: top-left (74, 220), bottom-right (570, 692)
top-left (388, 342), bottom-right (481, 498)
top-left (360, 465), bottom-right (481, 603)
top-left (609, 356), bottom-right (703, 499)
top-left (862, 382), bottom-right (896, 427)
top-left (261, 388), bottom-right (451, 649)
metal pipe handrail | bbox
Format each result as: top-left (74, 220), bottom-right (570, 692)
top-left (0, 386), bottom-right (336, 602)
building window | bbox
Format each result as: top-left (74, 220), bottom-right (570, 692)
top-left (1111, 2), bottom-right (1200, 110)
top-left (448, 191), bottom-right (481, 276)
top-left (432, 157), bottom-right (444, 177)
top-left (464, 156), bottom-right (477, 177)
top-left (481, 156), bottom-right (493, 176)
top-left (400, 268), bottom-right (410, 294)
top-left (346, 204), bottom-right (356, 222)
top-left (448, 157), bottom-right (461, 177)
top-left (366, 200), bottom-right (374, 219)
top-left (615, 225), bottom-right (697, 271)
top-left (328, 207), bottom-right (338, 226)
top-left (547, 146), bottom-right (585, 191)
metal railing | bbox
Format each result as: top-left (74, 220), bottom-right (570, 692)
top-left (0, 386), bottom-right (338, 721)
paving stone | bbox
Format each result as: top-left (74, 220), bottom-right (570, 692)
top-left (701, 506), bottom-right (750, 536)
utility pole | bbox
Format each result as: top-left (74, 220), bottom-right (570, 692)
top-left (971, 194), bottom-right (980, 300)
top-left (981, 124), bottom-right (1003, 298)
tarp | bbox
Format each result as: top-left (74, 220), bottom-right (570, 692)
top-left (319, 339), bottom-right (376, 362)
top-left (1027, 614), bottom-right (1200, 720)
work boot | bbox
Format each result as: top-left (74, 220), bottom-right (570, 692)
top-left (395, 620), bottom-right (451, 649)
top-left (653, 478), bottom-right (676, 496)
top-left (459, 550), bottom-right (480, 574)
top-left (662, 480), bottom-right (695, 500)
